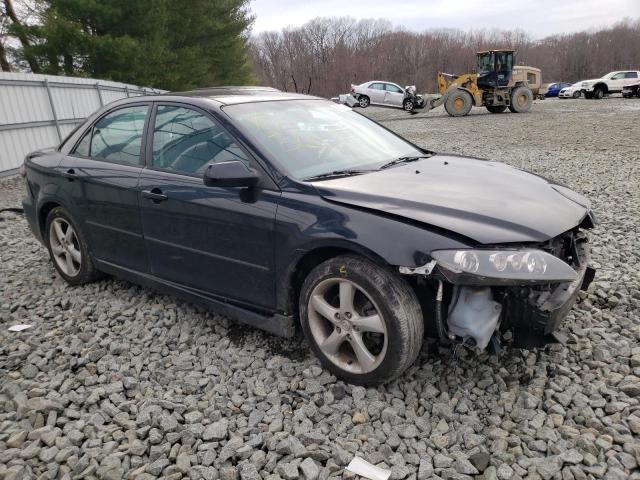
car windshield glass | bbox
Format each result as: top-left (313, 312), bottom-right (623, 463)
top-left (223, 100), bottom-right (422, 179)
top-left (602, 72), bottom-right (618, 79)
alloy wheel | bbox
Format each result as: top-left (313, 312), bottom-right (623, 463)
top-left (49, 218), bottom-right (81, 276)
top-left (307, 278), bottom-right (387, 374)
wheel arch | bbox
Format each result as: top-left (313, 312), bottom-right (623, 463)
top-left (38, 200), bottom-right (62, 238)
top-left (593, 82), bottom-right (608, 93)
top-left (456, 87), bottom-right (476, 105)
top-left (279, 241), bottom-right (391, 318)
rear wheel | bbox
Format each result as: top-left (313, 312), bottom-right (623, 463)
top-left (486, 105), bottom-right (507, 114)
top-left (358, 95), bottom-right (370, 108)
top-left (45, 207), bottom-right (100, 285)
top-left (444, 90), bottom-right (473, 117)
top-left (299, 255), bottom-right (423, 385)
top-left (509, 86), bottom-right (533, 113)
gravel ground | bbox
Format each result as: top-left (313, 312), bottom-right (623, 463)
top-left (1, 97), bottom-right (639, 480)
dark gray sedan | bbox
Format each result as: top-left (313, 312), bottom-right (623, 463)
top-left (22, 87), bottom-right (595, 385)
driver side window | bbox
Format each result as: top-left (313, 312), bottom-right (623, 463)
top-left (152, 105), bottom-right (249, 174)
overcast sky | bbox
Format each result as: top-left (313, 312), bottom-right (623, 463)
top-left (249, 0), bottom-right (640, 38)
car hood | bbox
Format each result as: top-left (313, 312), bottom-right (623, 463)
top-left (313, 155), bottom-right (590, 244)
top-left (581, 78), bottom-right (603, 83)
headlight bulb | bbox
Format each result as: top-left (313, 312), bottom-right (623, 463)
top-left (489, 252), bottom-right (508, 271)
top-left (454, 251), bottom-right (479, 273)
top-left (525, 252), bottom-right (547, 274)
top-left (508, 253), bottom-right (525, 271)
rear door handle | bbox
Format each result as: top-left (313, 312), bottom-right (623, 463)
top-left (62, 168), bottom-right (78, 180)
top-left (142, 188), bottom-right (168, 202)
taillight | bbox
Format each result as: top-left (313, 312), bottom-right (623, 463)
top-left (19, 163), bottom-right (27, 177)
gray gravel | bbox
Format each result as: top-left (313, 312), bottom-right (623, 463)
top-left (1, 97), bottom-right (639, 480)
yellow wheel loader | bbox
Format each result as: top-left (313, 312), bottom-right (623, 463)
top-left (428, 50), bottom-right (541, 117)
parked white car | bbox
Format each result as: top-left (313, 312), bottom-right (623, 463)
top-left (581, 71), bottom-right (640, 99)
top-left (350, 81), bottom-right (425, 111)
top-left (558, 82), bottom-right (583, 99)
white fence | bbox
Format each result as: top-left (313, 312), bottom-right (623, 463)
top-left (0, 72), bottom-right (163, 176)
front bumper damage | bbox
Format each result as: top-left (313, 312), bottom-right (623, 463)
top-left (497, 233), bottom-right (594, 348)
top-left (401, 229), bottom-right (595, 352)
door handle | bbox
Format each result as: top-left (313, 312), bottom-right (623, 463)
top-left (142, 188), bottom-right (168, 202)
top-left (62, 168), bottom-right (78, 181)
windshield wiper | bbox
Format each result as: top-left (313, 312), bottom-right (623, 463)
top-left (302, 169), bottom-right (374, 182)
top-left (379, 154), bottom-right (434, 170)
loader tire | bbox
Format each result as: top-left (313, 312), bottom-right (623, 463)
top-left (444, 90), bottom-right (473, 117)
top-left (509, 86), bottom-right (533, 113)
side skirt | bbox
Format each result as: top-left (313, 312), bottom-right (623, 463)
top-left (94, 259), bottom-right (296, 338)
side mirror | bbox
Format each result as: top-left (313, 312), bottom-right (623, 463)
top-left (203, 161), bottom-right (260, 188)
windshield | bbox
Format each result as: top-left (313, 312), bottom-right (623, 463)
top-left (223, 100), bottom-right (422, 179)
top-left (477, 53), bottom-right (493, 75)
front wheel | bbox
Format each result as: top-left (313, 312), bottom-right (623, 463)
top-left (444, 90), bottom-right (473, 117)
top-left (299, 255), bottom-right (424, 385)
top-left (358, 95), bottom-right (370, 108)
top-left (593, 87), bottom-right (604, 99)
top-left (573, 91), bottom-right (581, 99)
top-left (45, 207), bottom-right (100, 285)
top-left (403, 99), bottom-right (414, 112)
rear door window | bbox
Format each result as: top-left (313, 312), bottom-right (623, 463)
top-left (73, 129), bottom-right (92, 157)
top-left (625, 72), bottom-right (638, 78)
top-left (89, 105), bottom-right (149, 165)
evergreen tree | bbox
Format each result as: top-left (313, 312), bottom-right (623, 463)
top-left (13, 0), bottom-right (254, 89)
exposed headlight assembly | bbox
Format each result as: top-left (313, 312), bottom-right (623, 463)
top-left (431, 249), bottom-right (578, 285)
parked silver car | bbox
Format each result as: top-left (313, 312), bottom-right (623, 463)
top-left (351, 81), bottom-right (425, 111)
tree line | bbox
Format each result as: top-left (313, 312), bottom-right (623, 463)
top-left (251, 17), bottom-right (640, 96)
top-left (0, 0), bottom-right (254, 90)
top-left (2, 2), bottom-right (639, 95)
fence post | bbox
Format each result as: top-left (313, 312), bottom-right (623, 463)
top-left (95, 82), bottom-right (104, 106)
top-left (125, 85), bottom-right (130, 97)
top-left (44, 78), bottom-right (62, 141)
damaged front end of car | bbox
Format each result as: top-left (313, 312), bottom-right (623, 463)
top-left (400, 218), bottom-right (596, 353)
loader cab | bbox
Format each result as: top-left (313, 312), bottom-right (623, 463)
top-left (477, 50), bottom-right (514, 89)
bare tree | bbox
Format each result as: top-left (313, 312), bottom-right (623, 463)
top-left (251, 17), bottom-right (640, 97)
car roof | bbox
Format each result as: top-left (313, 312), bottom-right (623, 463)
top-left (165, 86), bottom-right (323, 105)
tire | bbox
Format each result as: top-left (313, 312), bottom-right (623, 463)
top-left (358, 95), bottom-right (370, 108)
top-left (444, 90), bottom-right (473, 117)
top-left (486, 105), bottom-right (507, 114)
top-left (403, 99), bottom-right (414, 112)
top-left (299, 255), bottom-right (423, 386)
top-left (572, 91), bottom-right (581, 99)
top-left (593, 87), bottom-right (604, 99)
top-left (509, 86), bottom-right (533, 113)
top-left (45, 207), bottom-right (100, 285)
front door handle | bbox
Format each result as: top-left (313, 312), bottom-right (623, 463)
top-left (62, 168), bottom-right (78, 181)
top-left (142, 188), bottom-right (168, 203)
